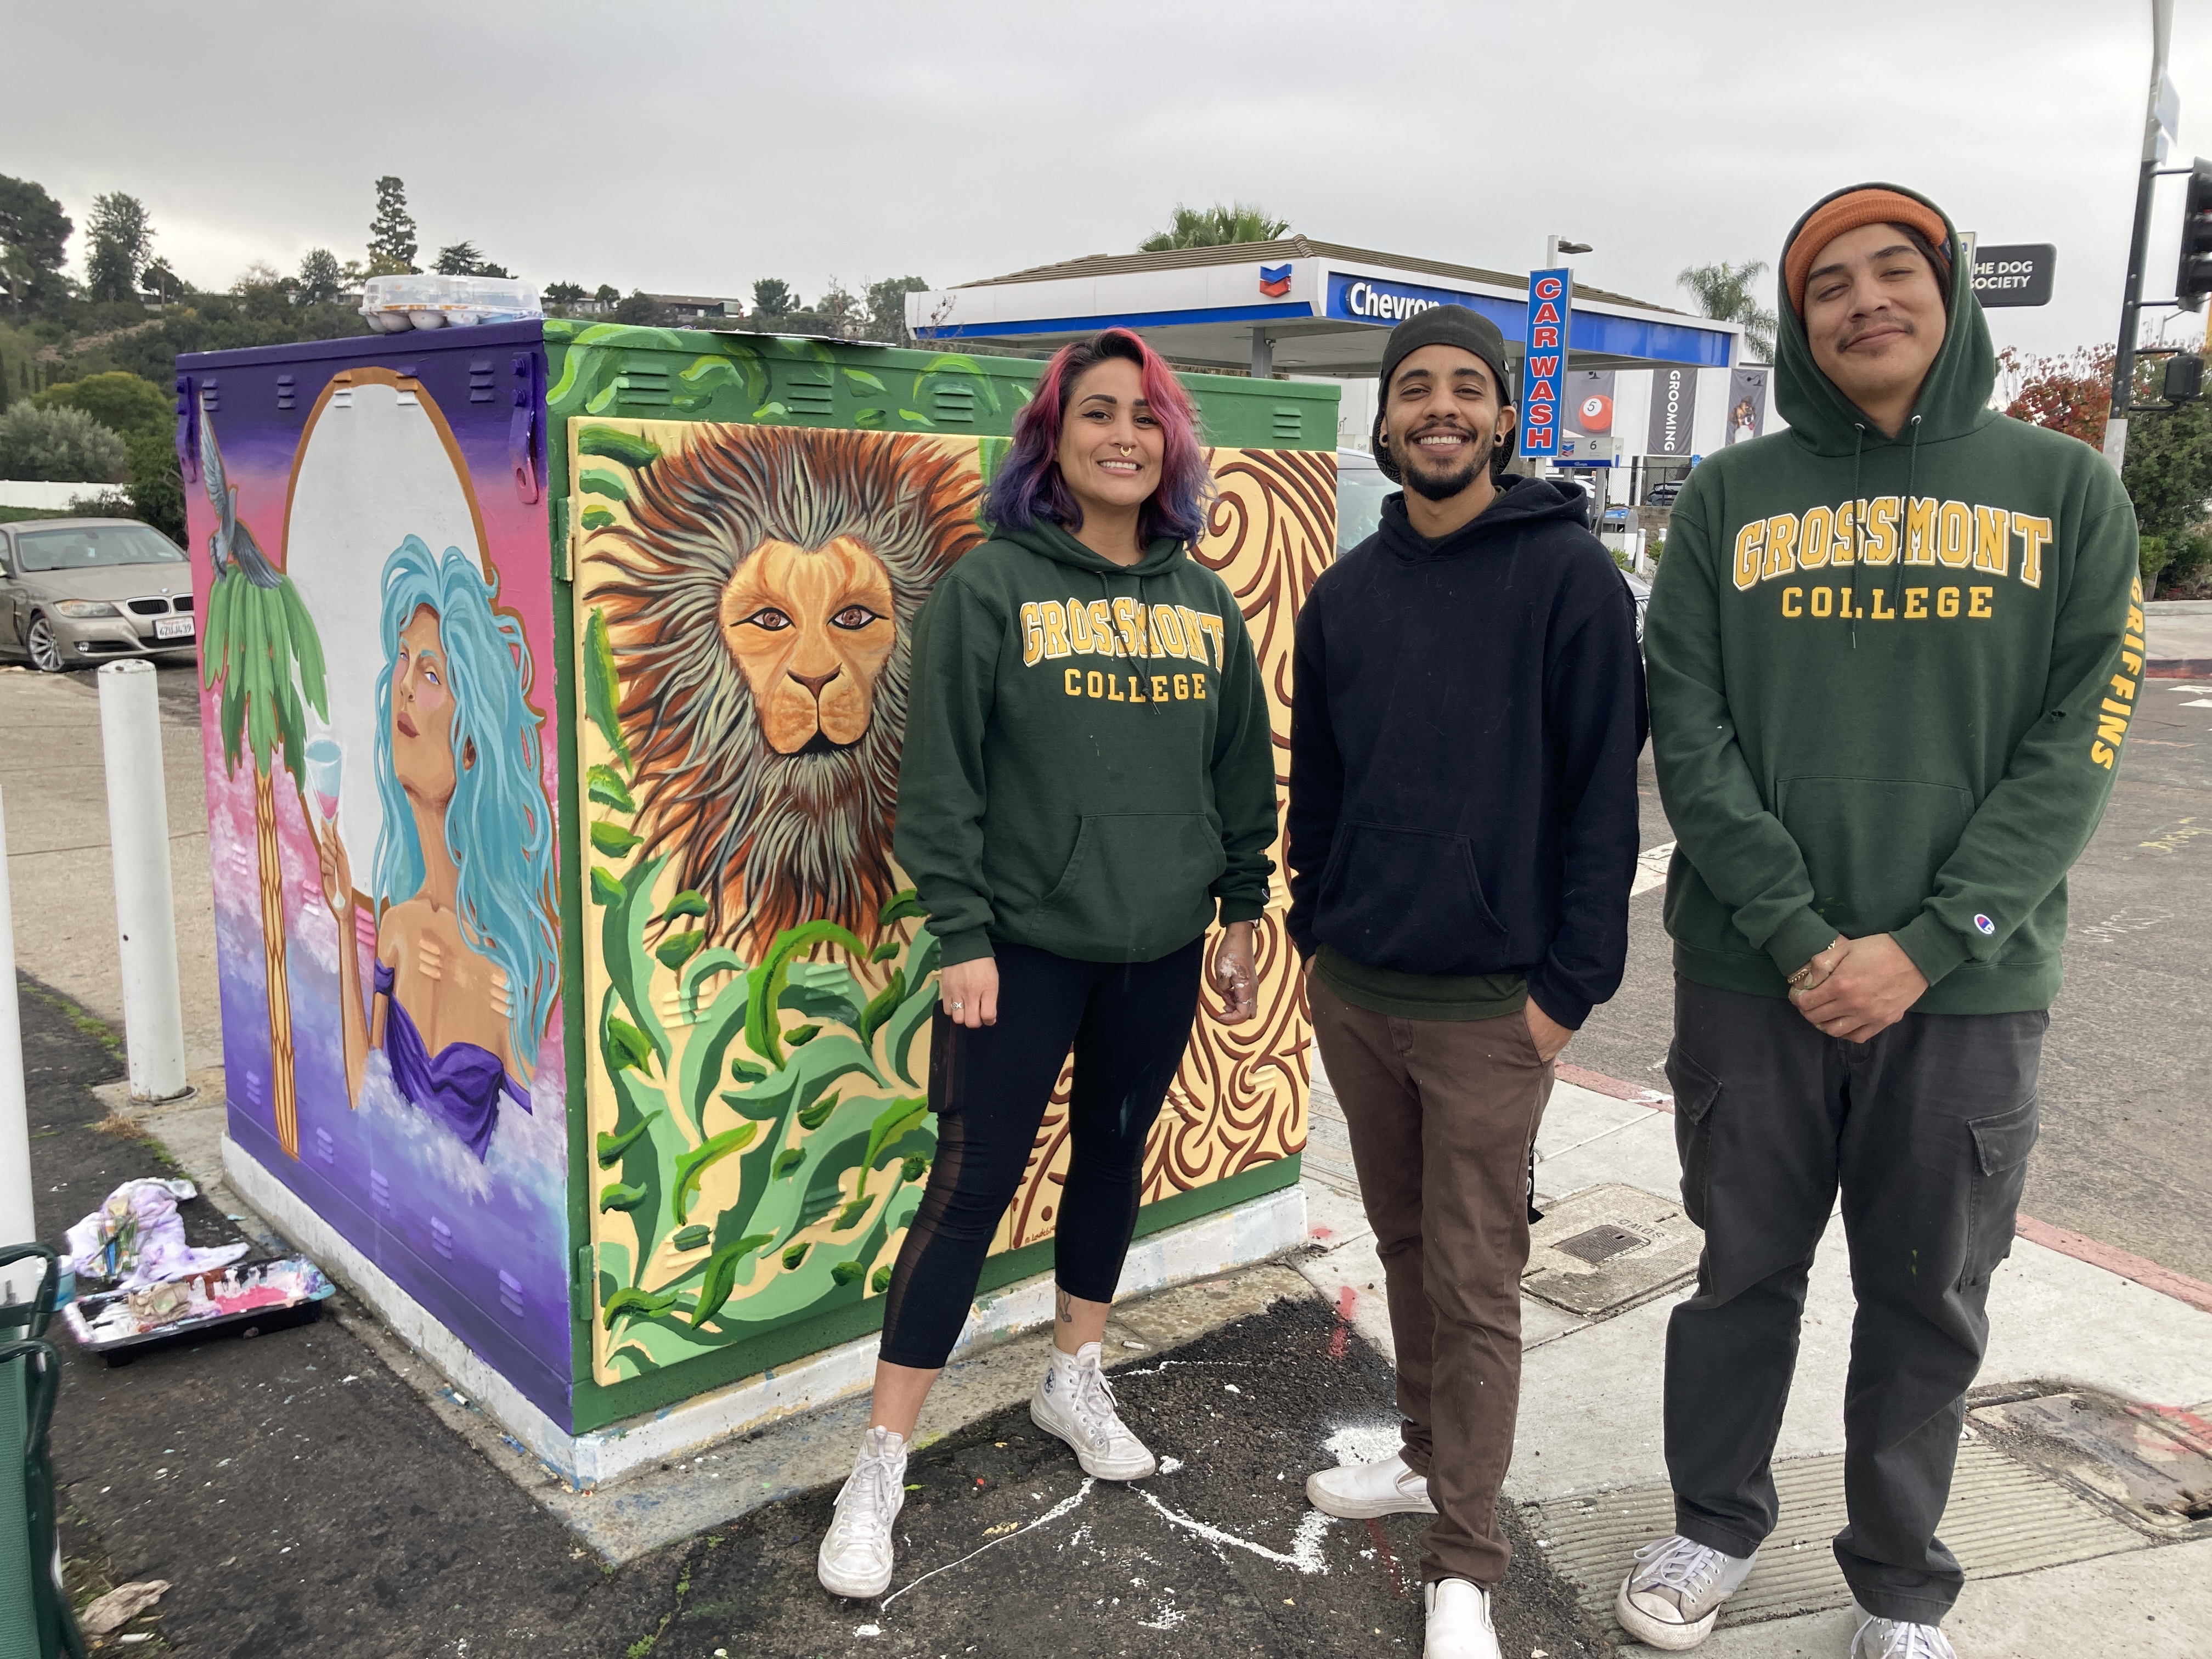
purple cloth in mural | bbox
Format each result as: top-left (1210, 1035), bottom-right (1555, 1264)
top-left (375, 961), bottom-right (529, 1161)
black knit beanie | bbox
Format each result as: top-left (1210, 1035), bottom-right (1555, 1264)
top-left (1370, 306), bottom-right (1516, 483)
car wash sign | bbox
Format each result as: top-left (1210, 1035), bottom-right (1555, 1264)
top-left (1518, 268), bottom-right (1570, 459)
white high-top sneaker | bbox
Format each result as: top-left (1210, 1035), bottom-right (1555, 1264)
top-left (1424, 1577), bottom-right (1502, 1659)
top-left (816, 1425), bottom-right (907, 1599)
top-left (1615, 1533), bottom-right (1758, 1650)
top-left (1030, 1340), bottom-right (1158, 1480)
top-left (1305, 1452), bottom-right (1438, 1519)
top-left (1850, 1605), bottom-right (1959, 1659)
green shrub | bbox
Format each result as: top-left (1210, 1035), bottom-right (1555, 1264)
top-left (0, 401), bottom-right (127, 482)
top-left (2141, 534), bottom-right (2171, 589)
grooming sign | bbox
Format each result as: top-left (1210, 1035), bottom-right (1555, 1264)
top-left (1518, 268), bottom-right (1571, 460)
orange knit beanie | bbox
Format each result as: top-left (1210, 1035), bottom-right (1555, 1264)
top-left (1784, 188), bottom-right (1951, 315)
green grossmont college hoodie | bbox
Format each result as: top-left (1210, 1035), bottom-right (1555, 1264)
top-left (893, 518), bottom-right (1279, 967)
top-left (1646, 184), bottom-right (2143, 1013)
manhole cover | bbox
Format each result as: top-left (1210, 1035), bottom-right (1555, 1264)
top-left (1970, 1390), bottom-right (2212, 1535)
top-left (1554, 1224), bottom-right (1647, 1265)
top-left (1520, 1184), bottom-right (1701, 1318)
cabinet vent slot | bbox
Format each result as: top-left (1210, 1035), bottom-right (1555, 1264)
top-left (1271, 404), bottom-right (1304, 443)
top-left (786, 375), bottom-right (834, 417)
top-left (930, 384), bottom-right (977, 423)
top-left (275, 373), bottom-right (296, 411)
top-left (469, 359), bottom-right (497, 403)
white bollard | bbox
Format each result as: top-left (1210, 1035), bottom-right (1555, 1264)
top-left (1, 785), bottom-right (42, 1299)
top-left (98, 662), bottom-right (189, 1102)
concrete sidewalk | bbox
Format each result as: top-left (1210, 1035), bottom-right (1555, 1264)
top-left (2146, 599), bottom-right (2212, 676)
top-left (1297, 1060), bottom-right (2212, 1657)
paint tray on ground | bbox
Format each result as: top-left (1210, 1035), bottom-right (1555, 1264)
top-left (60, 1256), bottom-right (334, 1361)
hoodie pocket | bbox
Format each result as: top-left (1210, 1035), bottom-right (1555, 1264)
top-left (1317, 821), bottom-right (1506, 974)
top-left (1039, 812), bottom-right (1224, 958)
top-left (1774, 777), bottom-right (1974, 939)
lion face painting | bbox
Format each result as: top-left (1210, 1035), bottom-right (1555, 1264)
top-left (588, 425), bottom-right (986, 953)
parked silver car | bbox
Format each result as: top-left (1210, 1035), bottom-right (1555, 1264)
top-left (0, 517), bottom-right (196, 673)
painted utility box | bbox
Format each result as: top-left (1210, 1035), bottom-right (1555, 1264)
top-left (181, 320), bottom-right (1338, 1441)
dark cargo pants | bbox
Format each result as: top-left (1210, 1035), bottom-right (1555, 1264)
top-left (1311, 976), bottom-right (1554, 1588)
top-left (1662, 976), bottom-right (2046, 1625)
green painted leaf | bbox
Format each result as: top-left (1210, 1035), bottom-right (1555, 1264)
top-left (579, 466), bottom-right (630, 501)
top-left (789, 1130), bottom-right (870, 1241)
top-left (655, 930), bottom-right (706, 970)
top-left (605, 1017), bottom-right (654, 1074)
top-left (751, 402), bottom-right (788, 421)
top-left (581, 505), bottom-right (615, 532)
top-left (782, 1243), bottom-right (810, 1270)
top-left (842, 369), bottom-right (887, 392)
top-left (582, 608), bottom-right (631, 765)
top-left (673, 1124), bottom-right (759, 1224)
top-left (784, 1022), bottom-right (821, 1048)
top-left (878, 889), bottom-right (926, 927)
top-left (690, 1233), bottom-right (775, 1328)
top-left (602, 1285), bottom-right (680, 1329)
top-left (578, 427), bottom-right (663, 469)
top-left (831, 1260), bottom-right (865, 1286)
top-left (672, 1224), bottom-right (712, 1251)
top-left (745, 919), bottom-right (868, 1070)
top-left (661, 890), bottom-right (709, 922)
top-left (729, 1058), bottom-right (768, 1085)
top-left (772, 1147), bottom-right (804, 1179)
top-left (898, 409), bottom-right (934, 426)
top-left (855, 969), bottom-right (906, 1049)
top-left (832, 1199), bottom-right (870, 1233)
top-left (871, 1265), bottom-right (893, 1294)
top-left (599, 1180), bottom-right (647, 1211)
top-left (595, 1111), bottom-right (658, 1166)
top-left (719, 1033), bottom-right (882, 1122)
top-left (674, 969), bottom-right (751, 1135)
top-left (796, 1090), bottom-right (840, 1132)
top-left (901, 1154), bottom-right (928, 1184)
top-left (586, 765), bottom-right (636, 811)
top-left (859, 1097), bottom-right (929, 1200)
top-left (853, 407), bottom-right (886, 427)
top-left (589, 866), bottom-right (624, 906)
top-left (870, 939), bottom-right (900, 963)
top-left (602, 850), bottom-right (672, 1066)
top-left (884, 946), bottom-right (941, 1087)
top-left (590, 821), bottom-right (642, 857)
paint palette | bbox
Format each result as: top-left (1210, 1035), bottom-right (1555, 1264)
top-left (60, 1256), bottom-right (334, 1364)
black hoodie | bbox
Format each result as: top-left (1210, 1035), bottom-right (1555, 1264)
top-left (1286, 476), bottom-right (1647, 1028)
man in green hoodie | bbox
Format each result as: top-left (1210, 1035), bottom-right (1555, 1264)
top-left (1617, 187), bottom-right (2142, 1658)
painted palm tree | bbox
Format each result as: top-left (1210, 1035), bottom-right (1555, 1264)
top-left (196, 407), bottom-right (328, 1159)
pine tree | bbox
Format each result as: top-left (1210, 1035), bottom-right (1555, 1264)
top-left (86, 192), bottom-right (155, 302)
top-left (367, 176), bottom-right (418, 276)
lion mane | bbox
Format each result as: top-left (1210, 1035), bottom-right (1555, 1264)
top-left (592, 425), bottom-right (983, 955)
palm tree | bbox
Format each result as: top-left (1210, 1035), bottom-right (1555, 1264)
top-left (196, 409), bottom-right (329, 1160)
top-left (1141, 202), bottom-right (1292, 252)
top-left (1678, 260), bottom-right (1778, 363)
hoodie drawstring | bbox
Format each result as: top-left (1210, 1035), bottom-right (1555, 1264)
top-left (1849, 424), bottom-right (1866, 650)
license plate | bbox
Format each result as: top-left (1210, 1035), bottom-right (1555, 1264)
top-left (155, 616), bottom-right (194, 641)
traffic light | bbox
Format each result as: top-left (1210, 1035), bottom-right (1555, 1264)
top-left (2164, 352), bottom-right (2204, 403)
top-left (2177, 158), bottom-right (2212, 311)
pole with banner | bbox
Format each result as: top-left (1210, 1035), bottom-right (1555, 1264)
top-left (1520, 268), bottom-right (1571, 462)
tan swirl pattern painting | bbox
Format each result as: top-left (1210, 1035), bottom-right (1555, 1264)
top-left (994, 448), bottom-right (1337, 1252)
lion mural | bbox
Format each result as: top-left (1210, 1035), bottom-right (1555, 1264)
top-left (590, 426), bottom-right (986, 954)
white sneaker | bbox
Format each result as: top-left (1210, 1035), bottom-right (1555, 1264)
top-left (1423, 1577), bottom-right (1502, 1659)
top-left (1030, 1340), bottom-right (1157, 1480)
top-left (1305, 1452), bottom-right (1438, 1519)
top-left (816, 1425), bottom-right (907, 1599)
top-left (1614, 1533), bottom-right (1757, 1650)
top-left (1852, 1605), bottom-right (1958, 1659)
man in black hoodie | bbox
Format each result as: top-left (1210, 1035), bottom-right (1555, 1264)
top-left (1289, 306), bottom-right (1647, 1659)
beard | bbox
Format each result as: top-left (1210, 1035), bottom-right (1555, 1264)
top-left (1398, 428), bottom-right (1489, 501)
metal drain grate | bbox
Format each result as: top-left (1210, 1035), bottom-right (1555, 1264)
top-left (1555, 1224), bottom-right (1648, 1265)
top-left (1527, 1441), bottom-right (2148, 1635)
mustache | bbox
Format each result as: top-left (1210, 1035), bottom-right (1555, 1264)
top-left (1838, 312), bottom-right (1912, 349)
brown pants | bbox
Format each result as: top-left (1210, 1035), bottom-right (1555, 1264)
top-left (1311, 977), bottom-right (1554, 1587)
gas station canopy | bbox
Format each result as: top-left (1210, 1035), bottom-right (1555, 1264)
top-left (905, 236), bottom-right (1742, 379)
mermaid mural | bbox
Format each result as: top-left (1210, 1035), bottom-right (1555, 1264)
top-left (315, 535), bottom-right (560, 1159)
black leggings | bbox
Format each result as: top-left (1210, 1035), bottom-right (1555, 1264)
top-left (877, 938), bottom-right (1203, 1369)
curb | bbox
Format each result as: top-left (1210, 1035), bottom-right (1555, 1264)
top-left (2146, 658), bottom-right (2212, 679)
top-left (1558, 1060), bottom-right (2212, 1319)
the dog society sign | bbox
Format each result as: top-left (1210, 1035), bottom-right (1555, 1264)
top-left (1971, 243), bottom-right (2056, 308)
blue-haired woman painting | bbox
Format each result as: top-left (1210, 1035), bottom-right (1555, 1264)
top-left (315, 535), bottom-right (559, 1159)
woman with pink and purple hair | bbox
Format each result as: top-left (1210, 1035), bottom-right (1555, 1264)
top-left (816, 329), bottom-right (1280, 1599)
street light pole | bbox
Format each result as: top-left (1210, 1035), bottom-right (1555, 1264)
top-left (2107, 0), bottom-right (2176, 476)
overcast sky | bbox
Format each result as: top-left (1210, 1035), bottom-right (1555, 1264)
top-left (8, 1), bottom-right (2208, 362)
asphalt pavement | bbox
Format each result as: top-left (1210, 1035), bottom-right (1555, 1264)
top-left (1572, 676), bottom-right (2212, 1285)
